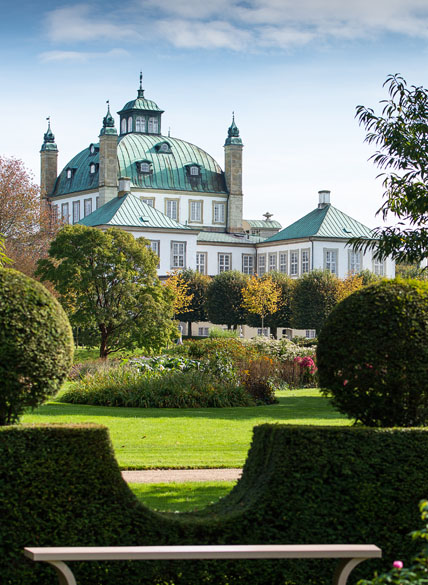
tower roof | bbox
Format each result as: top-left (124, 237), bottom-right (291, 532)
top-left (118, 75), bottom-right (164, 115)
top-left (224, 113), bottom-right (242, 146)
top-left (41, 117), bottom-right (57, 152)
top-left (100, 101), bottom-right (117, 136)
top-left (264, 204), bottom-right (374, 242)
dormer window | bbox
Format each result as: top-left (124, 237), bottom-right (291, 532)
top-left (121, 119), bottom-right (127, 134)
top-left (155, 141), bottom-right (172, 153)
top-left (135, 116), bottom-right (145, 132)
top-left (136, 160), bottom-right (152, 174)
top-left (190, 166), bottom-right (199, 176)
top-left (89, 144), bottom-right (96, 155)
top-left (148, 117), bottom-right (158, 134)
top-left (66, 167), bottom-right (76, 180)
top-left (90, 163), bottom-right (96, 174)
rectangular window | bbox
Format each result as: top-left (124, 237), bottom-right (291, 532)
top-left (95, 196), bottom-right (100, 210)
top-left (324, 249), bottom-right (338, 275)
top-left (84, 198), bottom-right (92, 217)
top-left (305, 329), bottom-right (316, 339)
top-left (61, 202), bottom-right (69, 223)
top-left (189, 200), bottom-right (203, 223)
top-left (257, 254), bottom-right (266, 276)
top-left (198, 327), bottom-right (209, 336)
top-left (301, 249), bottom-right (310, 274)
top-left (279, 252), bottom-right (288, 274)
top-left (290, 251), bottom-right (299, 276)
top-left (268, 253), bottom-right (277, 272)
top-left (196, 252), bottom-right (207, 274)
top-left (218, 253), bottom-right (231, 273)
top-left (373, 257), bottom-right (385, 276)
top-left (150, 240), bottom-right (160, 256)
top-left (213, 202), bottom-right (226, 224)
top-left (349, 250), bottom-right (362, 274)
top-left (257, 328), bottom-right (269, 337)
top-left (141, 198), bottom-right (154, 207)
top-left (166, 199), bottom-right (178, 221)
top-left (72, 201), bottom-right (80, 224)
top-left (242, 254), bottom-right (255, 275)
top-left (171, 241), bottom-right (186, 269)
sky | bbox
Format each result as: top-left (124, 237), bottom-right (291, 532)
top-left (1, 0), bottom-right (428, 230)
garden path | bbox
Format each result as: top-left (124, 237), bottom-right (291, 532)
top-left (122, 469), bottom-right (242, 484)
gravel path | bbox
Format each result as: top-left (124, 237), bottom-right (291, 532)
top-left (122, 469), bottom-right (242, 484)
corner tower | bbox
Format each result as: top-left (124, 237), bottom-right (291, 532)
top-left (224, 114), bottom-right (243, 233)
top-left (40, 118), bottom-right (58, 206)
top-left (98, 102), bottom-right (118, 206)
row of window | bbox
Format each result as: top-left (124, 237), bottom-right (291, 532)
top-left (136, 161), bottom-right (201, 177)
top-left (121, 116), bottom-right (159, 135)
top-left (141, 197), bottom-right (226, 224)
top-left (66, 163), bottom-right (98, 180)
top-left (56, 197), bottom-right (99, 223)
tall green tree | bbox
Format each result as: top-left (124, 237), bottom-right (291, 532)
top-left (350, 74), bottom-right (428, 264)
top-left (36, 225), bottom-right (175, 358)
top-left (175, 269), bottom-right (211, 336)
top-left (206, 270), bottom-right (249, 329)
top-left (241, 274), bottom-right (281, 334)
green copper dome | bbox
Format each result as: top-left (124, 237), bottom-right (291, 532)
top-left (118, 97), bottom-right (163, 114)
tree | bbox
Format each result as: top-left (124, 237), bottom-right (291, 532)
top-left (164, 270), bottom-right (194, 318)
top-left (241, 274), bottom-right (281, 334)
top-left (36, 225), bottom-right (176, 358)
top-left (0, 233), bottom-right (11, 267)
top-left (0, 156), bottom-right (61, 277)
top-left (206, 270), bottom-right (249, 329)
top-left (175, 269), bottom-right (211, 336)
top-left (350, 74), bottom-right (428, 264)
top-left (245, 272), bottom-right (295, 338)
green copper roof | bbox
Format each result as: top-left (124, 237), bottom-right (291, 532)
top-left (41, 118), bottom-right (57, 152)
top-left (224, 115), bottom-right (243, 146)
top-left (245, 219), bottom-right (282, 229)
top-left (118, 98), bottom-right (163, 114)
top-left (79, 193), bottom-right (193, 230)
top-left (51, 145), bottom-right (99, 196)
top-left (118, 133), bottom-right (227, 193)
top-left (197, 232), bottom-right (264, 244)
top-left (264, 204), bottom-right (373, 243)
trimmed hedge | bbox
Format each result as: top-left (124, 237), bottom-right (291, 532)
top-left (0, 268), bottom-right (73, 425)
top-left (317, 279), bottom-right (428, 426)
top-left (1, 424), bottom-right (428, 585)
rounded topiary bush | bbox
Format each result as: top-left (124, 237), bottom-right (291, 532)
top-left (0, 268), bottom-right (74, 425)
top-left (317, 278), bottom-right (428, 426)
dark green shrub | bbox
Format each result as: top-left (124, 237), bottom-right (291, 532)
top-left (317, 279), bottom-right (428, 426)
top-left (2, 424), bottom-right (428, 585)
top-left (0, 268), bottom-right (73, 425)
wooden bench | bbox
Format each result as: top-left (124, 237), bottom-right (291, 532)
top-left (24, 544), bottom-right (381, 585)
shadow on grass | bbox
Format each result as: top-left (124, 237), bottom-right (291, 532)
top-left (28, 393), bottom-right (345, 423)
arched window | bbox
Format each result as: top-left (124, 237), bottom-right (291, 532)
top-left (127, 117), bottom-right (133, 133)
top-left (137, 161), bottom-right (152, 174)
top-left (66, 169), bottom-right (72, 179)
top-left (148, 117), bottom-right (158, 133)
top-left (190, 166), bottom-right (199, 176)
top-left (121, 119), bottom-right (127, 134)
top-left (135, 117), bottom-right (145, 132)
top-left (160, 143), bottom-right (169, 152)
top-left (90, 164), bottom-right (96, 174)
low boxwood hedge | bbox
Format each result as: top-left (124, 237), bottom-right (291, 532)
top-left (1, 424), bottom-right (427, 585)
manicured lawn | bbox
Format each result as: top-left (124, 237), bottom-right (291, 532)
top-left (22, 388), bottom-right (351, 469)
top-left (129, 482), bottom-right (236, 512)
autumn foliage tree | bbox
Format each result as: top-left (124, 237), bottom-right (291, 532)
top-left (164, 270), bottom-right (194, 318)
top-left (174, 269), bottom-right (210, 336)
top-left (241, 274), bottom-right (282, 333)
top-left (0, 156), bottom-right (61, 277)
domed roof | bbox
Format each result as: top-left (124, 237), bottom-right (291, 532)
top-left (118, 97), bottom-right (163, 114)
top-left (50, 134), bottom-right (226, 198)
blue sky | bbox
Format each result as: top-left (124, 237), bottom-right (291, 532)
top-left (2, 0), bottom-right (428, 230)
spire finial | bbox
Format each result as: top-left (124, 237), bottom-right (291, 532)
top-left (41, 116), bottom-right (57, 150)
top-left (138, 72), bottom-right (145, 98)
top-left (102, 100), bottom-right (115, 129)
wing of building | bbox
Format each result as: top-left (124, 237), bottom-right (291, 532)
top-left (40, 77), bottom-right (394, 282)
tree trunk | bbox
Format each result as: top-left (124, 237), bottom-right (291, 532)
top-left (99, 325), bottom-right (109, 359)
top-left (187, 321), bottom-right (192, 337)
top-left (271, 326), bottom-right (278, 339)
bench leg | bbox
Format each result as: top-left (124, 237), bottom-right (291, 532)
top-left (45, 561), bottom-right (77, 585)
top-left (333, 557), bottom-right (370, 585)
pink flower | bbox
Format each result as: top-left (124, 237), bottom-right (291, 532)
top-left (393, 561), bottom-right (403, 569)
top-left (343, 380), bottom-right (348, 386)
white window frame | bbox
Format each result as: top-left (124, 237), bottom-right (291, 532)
top-left (301, 248), bottom-right (310, 274)
top-left (84, 198), bottom-right (92, 217)
top-left (242, 254), bottom-right (255, 275)
top-left (268, 252), bottom-right (277, 272)
top-left (135, 116), bottom-right (145, 132)
top-left (95, 196), bottom-right (100, 210)
top-left (349, 250), bottom-right (362, 274)
top-left (121, 119), bottom-right (127, 134)
top-left (90, 163), bottom-right (96, 174)
top-left (324, 248), bottom-right (338, 275)
top-left (189, 200), bottom-right (203, 223)
top-left (196, 252), bottom-right (207, 274)
top-left (127, 117), bottom-right (133, 133)
top-left (305, 329), bottom-right (316, 339)
top-left (257, 328), bottom-right (269, 336)
top-left (66, 169), bottom-right (72, 179)
top-left (171, 241), bottom-right (186, 269)
top-left (218, 253), bottom-right (232, 273)
top-left (72, 200), bottom-right (80, 224)
top-left (213, 201), bottom-right (226, 224)
top-left (139, 162), bottom-right (151, 173)
top-left (165, 199), bottom-right (179, 221)
top-left (290, 250), bottom-right (299, 276)
top-left (148, 117), bottom-right (158, 133)
top-left (257, 254), bottom-right (266, 276)
top-left (279, 252), bottom-right (288, 274)
top-left (198, 327), bottom-right (209, 336)
top-left (61, 202), bottom-right (69, 223)
top-left (373, 257), bottom-right (385, 276)
top-left (190, 166), bottom-right (200, 176)
top-left (150, 240), bottom-right (160, 256)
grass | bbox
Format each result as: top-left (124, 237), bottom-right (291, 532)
top-left (129, 481), bottom-right (236, 512)
top-left (22, 388), bottom-right (351, 469)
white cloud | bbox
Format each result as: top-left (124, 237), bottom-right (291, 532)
top-left (44, 4), bottom-right (140, 43)
top-left (38, 48), bottom-right (130, 63)
top-left (156, 19), bottom-right (252, 50)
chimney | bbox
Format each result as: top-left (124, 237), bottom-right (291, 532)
top-left (118, 177), bottom-right (131, 197)
top-left (318, 190), bottom-right (330, 209)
